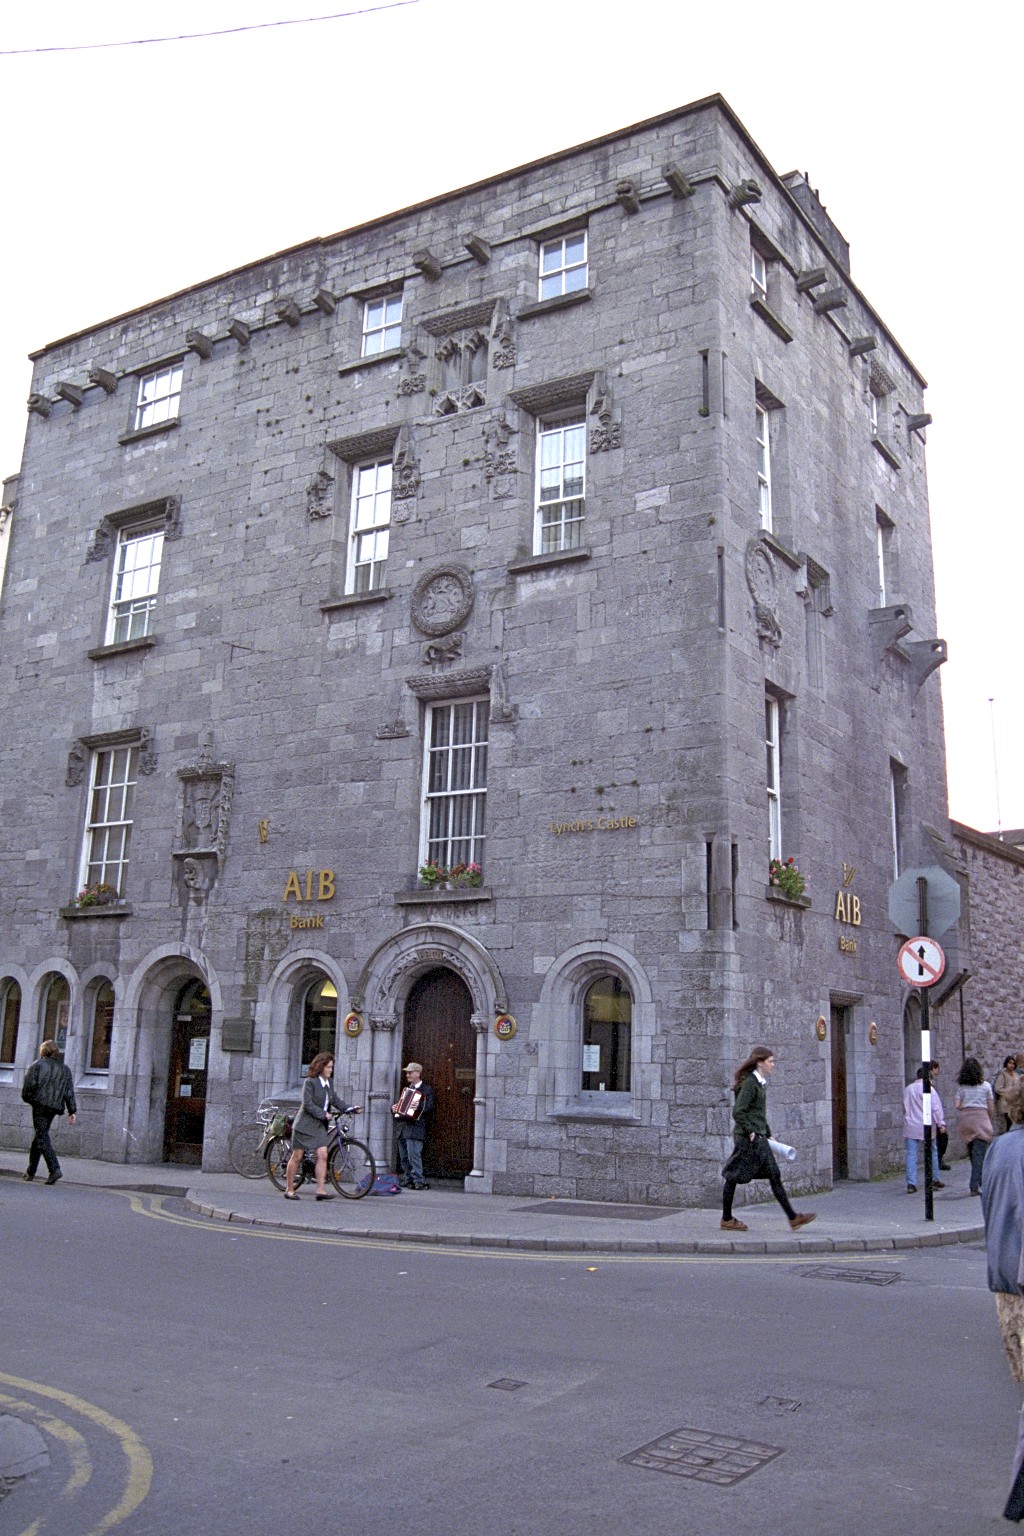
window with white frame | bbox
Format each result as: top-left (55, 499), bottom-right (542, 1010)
top-left (421, 698), bottom-right (488, 871)
top-left (756, 403), bottom-right (773, 531)
top-left (107, 522), bottom-right (164, 643)
top-left (750, 246), bottom-right (768, 300)
top-left (581, 975), bottom-right (632, 1093)
top-left (347, 459), bottom-right (392, 593)
top-left (875, 508), bottom-right (896, 606)
top-left (361, 293), bottom-right (403, 356)
top-left (536, 416), bottom-right (586, 554)
top-left (80, 745), bottom-right (137, 899)
top-left (765, 695), bottom-right (782, 861)
top-left (134, 364), bottom-right (183, 431)
top-left (538, 231), bottom-right (588, 301)
top-left (88, 980), bottom-right (115, 1072)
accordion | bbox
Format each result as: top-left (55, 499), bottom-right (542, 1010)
top-left (395, 1086), bottom-right (424, 1122)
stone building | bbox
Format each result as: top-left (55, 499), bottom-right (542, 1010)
top-left (0, 95), bottom-right (957, 1202)
top-left (946, 823), bottom-right (1024, 1076)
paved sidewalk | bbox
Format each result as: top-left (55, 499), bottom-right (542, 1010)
top-left (0, 1149), bottom-right (986, 1256)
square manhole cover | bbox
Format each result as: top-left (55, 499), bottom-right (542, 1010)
top-left (487, 1378), bottom-right (527, 1392)
top-left (759, 1395), bottom-right (802, 1412)
top-left (798, 1264), bottom-right (900, 1285)
top-left (621, 1427), bottom-right (784, 1485)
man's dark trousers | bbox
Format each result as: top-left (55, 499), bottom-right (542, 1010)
top-left (27, 1107), bottom-right (59, 1179)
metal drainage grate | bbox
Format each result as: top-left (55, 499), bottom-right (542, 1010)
top-left (514, 1200), bottom-right (678, 1221)
top-left (487, 1378), bottom-right (527, 1392)
top-left (759, 1395), bottom-right (802, 1412)
top-left (620, 1427), bottom-right (784, 1485)
top-left (798, 1264), bottom-right (900, 1286)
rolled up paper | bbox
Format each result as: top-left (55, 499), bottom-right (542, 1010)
top-left (768, 1138), bottom-right (797, 1162)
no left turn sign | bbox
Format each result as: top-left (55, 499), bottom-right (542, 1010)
top-left (898, 936), bottom-right (946, 989)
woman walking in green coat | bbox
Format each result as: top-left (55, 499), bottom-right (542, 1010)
top-left (721, 1046), bottom-right (816, 1232)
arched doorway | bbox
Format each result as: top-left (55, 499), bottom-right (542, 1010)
top-left (163, 978), bottom-right (211, 1163)
top-left (402, 968), bottom-right (474, 1179)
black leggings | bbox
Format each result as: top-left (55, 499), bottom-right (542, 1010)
top-left (723, 1160), bottom-right (796, 1222)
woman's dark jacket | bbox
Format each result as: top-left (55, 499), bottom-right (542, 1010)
top-left (732, 1072), bottom-right (770, 1141)
top-left (22, 1057), bottom-right (77, 1115)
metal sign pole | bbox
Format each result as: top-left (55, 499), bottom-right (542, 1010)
top-left (917, 876), bottom-right (934, 1222)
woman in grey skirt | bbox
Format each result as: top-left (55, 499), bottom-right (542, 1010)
top-left (285, 1052), bottom-right (352, 1201)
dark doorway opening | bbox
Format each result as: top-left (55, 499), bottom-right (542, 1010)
top-left (164, 978), bottom-right (211, 1164)
top-left (830, 1003), bottom-right (850, 1180)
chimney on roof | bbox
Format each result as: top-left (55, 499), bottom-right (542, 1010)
top-left (781, 171), bottom-right (850, 274)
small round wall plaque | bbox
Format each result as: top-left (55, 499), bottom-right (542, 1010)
top-left (494, 1014), bottom-right (517, 1041)
top-left (815, 1015), bottom-right (827, 1042)
top-left (343, 1011), bottom-right (363, 1038)
top-left (868, 1021), bottom-right (878, 1046)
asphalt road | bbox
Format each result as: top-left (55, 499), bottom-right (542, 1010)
top-left (0, 1179), bottom-right (1015, 1535)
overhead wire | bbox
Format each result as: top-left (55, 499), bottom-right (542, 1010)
top-left (0, 1), bottom-right (419, 56)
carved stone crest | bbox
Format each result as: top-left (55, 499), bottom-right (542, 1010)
top-left (745, 538), bottom-right (782, 648)
top-left (423, 633), bottom-right (464, 666)
top-left (411, 565), bottom-right (475, 638)
top-left (484, 411), bottom-right (518, 491)
top-left (491, 299), bottom-right (516, 370)
top-left (392, 425), bottom-right (421, 514)
top-left (306, 468), bottom-right (334, 520)
top-left (590, 384), bottom-right (621, 452)
top-left (175, 735), bottom-right (235, 863)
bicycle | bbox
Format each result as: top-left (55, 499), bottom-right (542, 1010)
top-left (227, 1097), bottom-right (283, 1179)
top-left (265, 1111), bottom-right (375, 1199)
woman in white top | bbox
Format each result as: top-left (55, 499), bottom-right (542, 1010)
top-left (955, 1057), bottom-right (996, 1196)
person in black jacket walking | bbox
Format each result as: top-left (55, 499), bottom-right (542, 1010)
top-left (720, 1046), bottom-right (815, 1233)
top-left (22, 1039), bottom-right (77, 1185)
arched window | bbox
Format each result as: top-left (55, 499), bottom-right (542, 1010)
top-left (581, 975), bottom-right (632, 1093)
top-left (1, 980), bottom-right (21, 1065)
top-left (301, 977), bottom-right (337, 1074)
top-left (88, 981), bottom-right (115, 1072)
top-left (40, 974), bottom-right (70, 1052)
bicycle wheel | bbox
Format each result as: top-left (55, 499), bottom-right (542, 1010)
top-left (329, 1138), bottom-right (376, 1199)
top-left (228, 1123), bottom-right (268, 1179)
top-left (265, 1137), bottom-right (305, 1192)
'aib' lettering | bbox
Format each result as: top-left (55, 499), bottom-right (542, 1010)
top-left (282, 869), bottom-right (337, 903)
top-left (834, 891), bottom-right (862, 926)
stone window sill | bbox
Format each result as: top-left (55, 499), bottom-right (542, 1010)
top-left (765, 885), bottom-right (811, 910)
top-left (395, 887), bottom-right (492, 907)
top-left (517, 288), bottom-right (593, 321)
top-left (75, 1076), bottom-right (111, 1092)
top-left (548, 1105), bottom-right (641, 1127)
top-left (749, 294), bottom-right (793, 343)
top-left (508, 547), bottom-right (591, 575)
top-left (119, 419), bottom-right (180, 447)
top-left (871, 433), bottom-right (901, 470)
top-left (337, 348), bottom-right (404, 377)
top-left (320, 589), bottom-right (392, 616)
top-left (87, 636), bottom-right (158, 661)
top-left (60, 903), bottom-right (133, 920)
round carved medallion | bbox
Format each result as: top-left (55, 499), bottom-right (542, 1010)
top-left (411, 565), bottom-right (475, 638)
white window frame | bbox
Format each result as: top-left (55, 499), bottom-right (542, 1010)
top-left (106, 522), bottom-right (164, 644)
top-left (538, 231), bottom-right (588, 301)
top-left (869, 390), bottom-right (880, 436)
top-left (535, 415), bottom-right (586, 555)
top-left (756, 403), bottom-right (773, 531)
top-left (420, 698), bottom-right (489, 871)
top-left (750, 247), bottom-right (768, 300)
top-left (347, 459), bottom-right (392, 593)
top-left (766, 696), bottom-right (782, 861)
top-left (134, 364), bottom-right (183, 431)
top-left (361, 292), bottom-right (403, 357)
top-left (890, 761), bottom-right (907, 880)
top-left (875, 510), bottom-right (896, 607)
top-left (79, 745), bottom-right (138, 898)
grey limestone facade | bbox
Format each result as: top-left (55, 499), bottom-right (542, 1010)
top-left (947, 823), bottom-right (1024, 1078)
top-left (0, 96), bottom-right (960, 1203)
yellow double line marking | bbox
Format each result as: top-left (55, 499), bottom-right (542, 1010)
top-left (0, 1373), bottom-right (151, 1536)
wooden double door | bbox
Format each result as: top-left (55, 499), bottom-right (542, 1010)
top-left (402, 968), bottom-right (475, 1179)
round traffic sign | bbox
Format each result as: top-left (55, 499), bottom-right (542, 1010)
top-left (897, 936), bottom-right (946, 989)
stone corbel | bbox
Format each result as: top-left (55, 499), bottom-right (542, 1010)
top-left (813, 287), bottom-right (847, 314)
top-left (906, 413), bottom-right (933, 436)
top-left (796, 268), bottom-right (827, 292)
top-left (186, 330), bottom-right (214, 360)
top-left (462, 232), bottom-right (491, 264)
top-left (89, 367), bottom-right (118, 394)
top-left (849, 335), bottom-right (877, 358)
top-left (27, 394), bottom-right (52, 418)
top-left (276, 299), bottom-right (302, 327)
top-left (869, 603), bottom-right (914, 663)
top-left (306, 467), bottom-right (334, 520)
top-left (661, 163), bottom-right (694, 198)
top-left (227, 318), bottom-right (251, 346)
top-left (900, 638), bottom-right (947, 689)
top-left (413, 249), bottom-right (442, 281)
top-left (55, 381), bottom-right (84, 408)
top-left (312, 288), bottom-right (336, 315)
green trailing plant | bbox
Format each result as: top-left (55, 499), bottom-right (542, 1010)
top-left (769, 857), bottom-right (806, 901)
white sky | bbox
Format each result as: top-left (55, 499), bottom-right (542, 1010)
top-left (1, 0), bottom-right (1019, 831)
